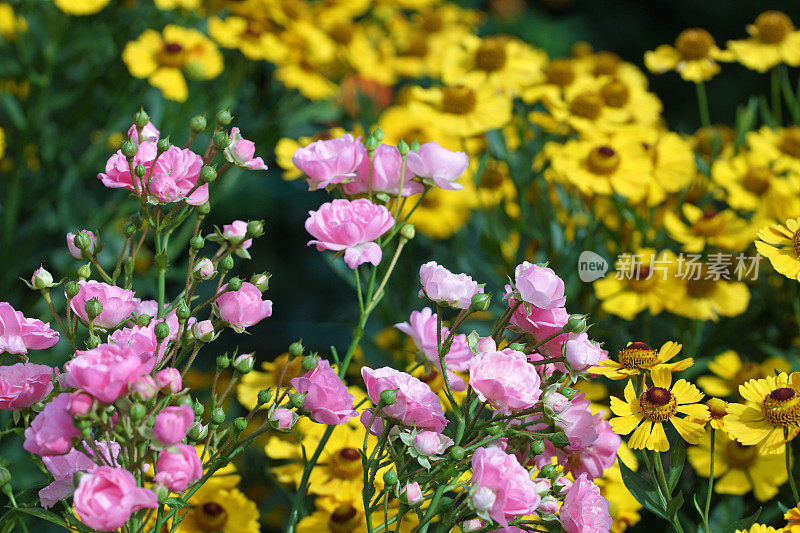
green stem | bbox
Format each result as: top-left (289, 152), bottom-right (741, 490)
top-left (702, 428), bottom-right (714, 533)
top-left (695, 81), bottom-right (711, 129)
top-left (786, 427), bottom-right (799, 503)
top-left (772, 66), bottom-right (782, 124)
top-left (651, 449), bottom-right (685, 533)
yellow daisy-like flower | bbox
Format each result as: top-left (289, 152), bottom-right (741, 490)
top-left (236, 352), bottom-right (302, 410)
top-left (53, 0), bottom-right (110, 15)
top-left (785, 505), bottom-right (800, 532)
top-left (697, 350), bottom-right (791, 400)
top-left (592, 341), bottom-right (691, 381)
top-left (522, 59), bottom-right (593, 106)
top-left (0, 127), bottom-right (5, 160)
top-left (663, 204), bottom-right (755, 253)
top-left (694, 124), bottom-right (735, 161)
top-left (376, 105), bottom-right (460, 151)
top-left (122, 25), bottom-right (223, 102)
top-left (735, 525), bottom-right (783, 533)
top-left (154, 0), bottom-right (200, 9)
top-left (755, 217), bottom-right (800, 281)
top-left (644, 28), bottom-right (731, 82)
top-left (610, 367), bottom-right (709, 451)
top-left (0, 3), bottom-right (26, 41)
top-left (704, 398), bottom-right (728, 430)
top-left (571, 50), bottom-right (649, 89)
top-left (401, 185), bottom-right (474, 239)
top-left (665, 263), bottom-right (751, 322)
top-left (687, 429), bottom-right (786, 501)
top-left (725, 372), bottom-right (800, 454)
top-left (470, 159), bottom-right (518, 218)
top-left (727, 10), bottom-right (800, 73)
top-left (407, 84), bottom-right (512, 137)
top-left (208, 15), bottom-right (288, 62)
top-left (298, 496), bottom-right (419, 533)
top-left (174, 485), bottom-right (259, 533)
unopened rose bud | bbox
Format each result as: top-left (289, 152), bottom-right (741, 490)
top-left (364, 136), bottom-right (379, 151)
top-left (548, 432), bottom-right (569, 448)
top-left (31, 267), bottom-right (55, 290)
top-left (156, 136), bottom-right (170, 153)
top-left (469, 292), bottom-right (491, 312)
top-left (155, 368), bottom-right (182, 394)
top-left (290, 392), bottom-right (306, 409)
top-left (74, 231), bottom-right (92, 251)
top-left (175, 302), bottom-right (191, 321)
top-left (560, 387), bottom-right (577, 400)
top-left (269, 408), bottom-right (296, 431)
top-left (216, 355), bottom-right (230, 370)
top-left (209, 408), bottom-right (225, 425)
top-left (382, 469), bottom-right (397, 486)
top-left (379, 388), bottom-right (397, 406)
top-left (190, 235), bottom-right (205, 251)
top-left (68, 393), bottom-right (94, 417)
top-left (289, 340), bottom-right (304, 357)
top-left (301, 355), bottom-right (318, 372)
top-left (538, 464), bottom-right (557, 479)
top-left (192, 320), bottom-right (215, 342)
top-left (123, 221), bottom-right (137, 237)
top-left (136, 314), bottom-right (152, 327)
top-left (190, 114), bottom-right (207, 133)
top-left (192, 258), bottom-right (215, 280)
top-left (153, 483), bottom-right (170, 504)
top-left (399, 224), bottom-right (415, 241)
top-left (200, 166), bottom-right (217, 183)
top-left (219, 255), bottom-right (234, 272)
top-left (226, 277), bottom-right (242, 292)
top-left (544, 391), bottom-right (568, 415)
top-left (471, 486), bottom-right (496, 513)
top-left (134, 164), bottom-right (146, 178)
top-left (450, 445), bottom-right (465, 461)
top-left (410, 139), bottom-right (421, 151)
top-left (216, 109), bottom-right (233, 126)
top-left (133, 108), bottom-right (150, 128)
top-left (212, 131), bottom-right (229, 150)
top-left (530, 439), bottom-right (545, 456)
top-left (65, 281), bottom-right (80, 299)
top-left (400, 482), bottom-right (423, 505)
top-left (77, 263), bottom-right (92, 281)
top-left (130, 402), bottom-right (146, 421)
top-left (193, 400), bottom-right (204, 417)
top-left (233, 353), bottom-right (255, 374)
top-left (188, 422), bottom-right (208, 441)
top-left (462, 519), bottom-right (483, 532)
top-left (154, 321), bottom-right (170, 341)
top-left (197, 201), bottom-right (211, 215)
top-left (246, 220), bottom-right (264, 238)
top-left (233, 417), bottom-right (247, 432)
top-left (397, 139), bottom-right (410, 155)
top-left (373, 128), bottom-right (385, 142)
top-left (121, 139), bottom-right (137, 159)
top-left (257, 389), bottom-right (272, 406)
top-left (86, 333), bottom-right (101, 349)
top-left (131, 375), bottom-right (158, 401)
top-left (85, 298), bottom-right (103, 320)
top-left (250, 272), bottom-right (270, 292)
top-left (567, 314), bottom-right (588, 334)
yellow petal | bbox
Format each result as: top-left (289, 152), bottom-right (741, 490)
top-left (647, 421), bottom-right (669, 451)
top-left (651, 366), bottom-right (672, 388)
top-left (673, 380), bottom-right (705, 405)
top-left (610, 414), bottom-right (643, 435)
top-left (628, 419), bottom-right (652, 450)
top-left (671, 416), bottom-right (705, 444)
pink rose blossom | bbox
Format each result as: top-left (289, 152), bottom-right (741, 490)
top-left (155, 368), bottom-right (182, 394)
top-left (564, 333), bottom-right (605, 374)
top-left (342, 143), bottom-right (424, 197)
top-left (67, 392), bottom-right (94, 417)
top-left (153, 405), bottom-right (195, 445)
top-left (222, 220), bottom-right (253, 255)
top-left (543, 391), bottom-right (568, 415)
top-left (73, 466), bottom-right (157, 531)
top-left (270, 407), bottom-right (297, 431)
top-left (128, 121), bottom-right (159, 143)
top-left (290, 358), bottom-right (357, 425)
top-left (513, 262), bottom-right (566, 309)
top-left (108, 325), bottom-right (158, 363)
top-left (131, 375), bottom-right (158, 401)
top-left (224, 127), bottom-right (267, 170)
top-left (401, 482), bottom-right (424, 505)
top-left (191, 320), bottom-right (215, 342)
top-left (293, 133), bottom-right (364, 190)
top-left (0, 302), bottom-right (59, 355)
top-left (70, 281), bottom-right (137, 330)
top-left (133, 299), bottom-right (158, 318)
top-left (23, 393), bottom-right (81, 456)
top-left (97, 141), bottom-right (157, 194)
top-left (470, 446), bottom-right (540, 527)
top-left (419, 262), bottom-right (483, 310)
top-left (558, 394), bottom-right (599, 451)
top-left (507, 293), bottom-right (568, 359)
top-left (555, 413), bottom-right (619, 480)
top-left (361, 366), bottom-right (447, 433)
top-left (538, 495), bottom-right (559, 516)
top-left (462, 519), bottom-right (484, 531)
top-left (147, 146), bottom-right (207, 205)
top-left (64, 343), bottom-right (154, 403)
top-left (406, 142), bottom-right (468, 190)
top-left (153, 443), bottom-right (202, 492)
top-left (214, 282), bottom-right (272, 333)
top-left (66, 230), bottom-right (99, 260)
top-left (395, 307), bottom-right (474, 391)
top-left (305, 199), bottom-right (394, 269)
top-left (0, 363), bottom-right (55, 410)
top-left (413, 431), bottom-right (453, 456)
top-left (469, 339), bottom-right (541, 414)
top-left (192, 258), bottom-right (215, 280)
top-left (40, 441), bottom-right (120, 509)
top-left (559, 473), bottom-right (612, 533)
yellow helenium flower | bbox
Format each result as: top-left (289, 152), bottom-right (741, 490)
top-left (665, 264), bottom-right (751, 322)
top-left (407, 84), bottom-right (512, 137)
top-left (592, 341), bottom-right (691, 381)
top-left (0, 3), bottom-right (26, 40)
top-left (522, 59), bottom-right (592, 106)
top-left (697, 350), bottom-right (791, 400)
top-left (785, 505), bottom-right (800, 532)
top-left (208, 15), bottom-right (288, 62)
top-left (727, 10), bottom-right (800, 72)
top-left (571, 50), bottom-right (649, 90)
top-left (401, 184), bottom-right (475, 239)
top-left (663, 204), bottom-right (755, 253)
top-left (122, 25), bottom-right (223, 102)
top-left (735, 525), bottom-right (783, 533)
top-left (154, 0), bottom-right (201, 9)
top-left (470, 159), bottom-right (519, 218)
top-left (712, 147), bottom-right (800, 214)
top-left (687, 429), bottom-right (786, 501)
top-left (609, 367), bottom-right (708, 451)
top-left (298, 496), bottom-right (418, 533)
top-left (644, 28), bottom-right (731, 82)
top-left (54, 0), bottom-right (110, 15)
top-left (755, 217), bottom-right (800, 281)
top-left (725, 372), bottom-right (800, 454)
top-left (175, 485), bottom-right (259, 533)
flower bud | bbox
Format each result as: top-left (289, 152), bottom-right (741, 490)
top-left (121, 139), bottom-right (137, 159)
top-left (154, 321), bottom-right (170, 341)
top-left (254, 390), bottom-right (271, 408)
top-left (174, 394), bottom-right (193, 407)
top-left (31, 267), bottom-right (55, 290)
top-left (382, 469), bottom-right (398, 486)
top-left (216, 354), bottom-right (230, 370)
top-left (301, 355), bottom-right (318, 372)
top-left (200, 166), bottom-right (217, 183)
top-left (250, 272), bottom-right (270, 292)
top-left (373, 128), bottom-right (385, 142)
top-left (133, 108), bottom-right (150, 128)
top-left (290, 392), bottom-right (307, 409)
top-left (153, 483), bottom-right (170, 504)
top-left (209, 407), bottom-right (225, 425)
top-left (155, 368), bottom-right (182, 394)
top-left (364, 136), bottom-right (379, 151)
top-left (134, 164), bottom-right (146, 178)
top-left (190, 235), bottom-right (205, 252)
top-left (65, 281), bottom-right (80, 299)
top-left (0, 467), bottom-right (11, 487)
top-left (192, 320), bottom-right (215, 343)
top-left (175, 302), bottom-right (191, 321)
top-left (137, 314), bottom-right (152, 327)
top-left (85, 298), bottom-right (103, 319)
top-left (197, 202), bottom-right (211, 215)
top-left (507, 342), bottom-right (525, 351)
top-left (77, 263), bottom-right (92, 281)
top-left (399, 224), bottom-right (415, 241)
top-left (269, 408), bottom-right (296, 431)
top-left (397, 139), bottom-right (410, 155)
top-left (469, 292), bottom-right (491, 312)
top-left (560, 387), bottom-right (577, 400)
top-left (462, 519), bottom-right (483, 532)
top-left (190, 114), bottom-right (207, 133)
top-left (74, 231), bottom-right (92, 251)
top-left (130, 402), bottom-right (147, 421)
top-left (471, 486), bottom-right (496, 513)
top-left (216, 109), bottom-right (233, 126)
top-left (379, 388), bottom-right (397, 406)
top-left (288, 341), bottom-right (304, 357)
top-left (409, 139), bottom-right (421, 151)
top-left (123, 221), bottom-right (137, 237)
top-left (233, 417), bottom-right (247, 432)
top-left (400, 482), bottom-right (423, 506)
top-left (156, 136), bottom-right (170, 153)
top-left (131, 375), bottom-right (158, 401)
top-left (188, 422), bottom-right (208, 441)
top-left (226, 277), bottom-right (242, 292)
top-left (68, 393), bottom-right (94, 417)
top-left (538, 464), bottom-right (557, 479)
top-left (213, 131), bottom-right (229, 150)
top-left (219, 255), bottom-right (234, 272)
top-left (192, 258), bottom-right (215, 280)
top-left (567, 314), bottom-right (588, 334)
top-left (449, 446), bottom-right (465, 461)
top-left (246, 220), bottom-right (264, 238)
top-left (548, 432), bottom-right (570, 448)
top-left (86, 334), bottom-right (101, 349)
top-left (233, 353), bottom-right (255, 374)
top-left (530, 439), bottom-right (545, 456)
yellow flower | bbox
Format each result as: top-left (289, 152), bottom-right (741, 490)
top-left (725, 372), bottom-right (800, 454)
top-left (664, 262), bottom-right (751, 322)
top-left (755, 217), bottom-right (800, 281)
top-left (735, 526), bottom-right (783, 533)
top-left (704, 398), bottom-right (728, 430)
top-left (592, 341), bottom-right (691, 381)
top-left (236, 352), bottom-right (302, 410)
top-left (175, 486), bottom-right (259, 533)
top-left (122, 25), bottom-right (223, 102)
top-left (469, 159), bottom-right (518, 218)
top-left (298, 497), bottom-right (419, 533)
top-left (697, 350), bottom-right (791, 400)
top-left (401, 186), bottom-right (474, 239)
top-left (663, 204), bottom-right (754, 253)
top-left (0, 3), bottom-right (26, 40)
top-left (154, 0), bottom-right (200, 9)
top-left (694, 124), bottom-right (735, 161)
top-left (727, 11), bottom-right (800, 72)
top-left (785, 505), bottom-right (800, 532)
top-left (644, 28), bottom-right (731, 82)
top-left (208, 15), bottom-right (288, 62)
top-left (610, 368), bottom-right (708, 451)
top-left (376, 105), bottom-right (460, 150)
top-left (407, 84), bottom-right (512, 137)
top-left (571, 50), bottom-right (649, 90)
top-left (54, 0), bottom-right (110, 15)
top-left (687, 429), bottom-right (786, 501)
top-left (522, 59), bottom-right (592, 107)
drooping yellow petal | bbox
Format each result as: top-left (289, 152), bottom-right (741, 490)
top-left (628, 419), bottom-right (653, 449)
top-left (610, 414), bottom-right (643, 435)
top-left (646, 421), bottom-right (669, 451)
top-left (651, 366), bottom-right (672, 389)
top-left (671, 416), bottom-right (705, 444)
top-left (714, 469), bottom-right (751, 495)
top-left (672, 380), bottom-right (705, 405)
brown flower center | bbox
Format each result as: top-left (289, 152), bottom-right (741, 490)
top-left (782, 127), bottom-right (800, 158)
top-left (755, 11), bottom-right (794, 44)
top-left (762, 386), bottom-right (800, 426)
top-left (675, 28), bottom-right (715, 60)
top-left (742, 166), bottom-right (772, 195)
top-left (329, 505), bottom-right (360, 533)
top-left (328, 23), bottom-right (353, 45)
top-left (639, 387), bottom-right (678, 421)
top-left (586, 146), bottom-right (620, 175)
top-left (198, 502), bottom-right (227, 531)
top-left (571, 41), bottom-right (594, 58)
top-left (479, 165), bottom-right (505, 189)
top-left (593, 51), bottom-right (620, 76)
top-left (546, 59), bottom-right (575, 87)
top-left (406, 35), bottom-right (428, 57)
top-left (723, 440), bottom-right (758, 469)
top-left (475, 38), bottom-right (508, 72)
top-left (570, 92), bottom-right (604, 120)
top-left (421, 13), bottom-right (443, 33)
top-left (793, 229), bottom-right (800, 256)
top-left (618, 342), bottom-right (658, 369)
top-left (693, 210), bottom-right (727, 237)
top-left (442, 86), bottom-right (477, 115)
top-left (686, 277), bottom-right (717, 299)
top-left (600, 79), bottom-right (629, 107)
top-left (694, 125), bottom-right (734, 157)
top-left (159, 42), bottom-right (186, 69)
top-left (329, 447), bottom-right (363, 479)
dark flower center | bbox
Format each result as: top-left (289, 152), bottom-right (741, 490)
top-left (475, 38), bottom-right (508, 72)
top-left (570, 92), bottom-right (604, 120)
top-left (546, 59), bottom-right (575, 87)
top-left (675, 28), bottom-right (714, 60)
top-left (587, 145), bottom-right (620, 175)
top-left (442, 86), bottom-right (477, 115)
top-left (755, 11), bottom-right (794, 44)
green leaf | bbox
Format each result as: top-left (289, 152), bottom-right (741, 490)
top-left (721, 507), bottom-right (762, 533)
top-left (733, 96), bottom-right (759, 150)
top-left (666, 492), bottom-right (684, 519)
top-left (617, 457), bottom-right (666, 519)
top-left (668, 437), bottom-right (685, 491)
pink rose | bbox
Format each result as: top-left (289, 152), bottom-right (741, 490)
top-left (406, 142), bottom-right (468, 190)
top-left (470, 446), bottom-right (540, 527)
top-left (543, 391), bottom-right (568, 414)
top-left (556, 394), bottom-right (599, 452)
top-left (40, 441), bottom-right (120, 509)
top-left (97, 141), bottom-right (157, 194)
top-left (191, 320), bottom-right (215, 342)
top-left (70, 281), bottom-right (137, 330)
top-left (222, 220), bottom-right (253, 256)
top-left (193, 258), bottom-right (215, 280)
top-left (133, 298), bottom-right (158, 318)
top-left (419, 262), bottom-right (483, 310)
top-left (507, 295), bottom-right (568, 359)
top-left (155, 368), bottom-right (182, 394)
top-left (361, 366), bottom-right (447, 433)
top-left (290, 358), bottom-right (357, 425)
top-left (513, 262), bottom-right (566, 309)
top-left (0, 363), bottom-right (55, 410)
top-left (401, 482), bottom-right (424, 505)
top-left (469, 339), bottom-right (541, 414)
top-left (342, 143), bottom-right (424, 197)
top-left (23, 393), bottom-right (81, 456)
top-left (66, 230), bottom-right (99, 260)
top-left (413, 431), bottom-right (453, 456)
top-left (147, 146), bottom-right (207, 205)
top-left (64, 343), bottom-right (154, 403)
top-left (270, 407), bottom-right (297, 431)
top-left (394, 307), bottom-right (474, 391)
top-left (131, 375), bottom-right (158, 401)
top-left (153, 405), bottom-right (195, 445)
top-left (293, 133), bottom-right (364, 190)
top-left (564, 333), bottom-right (605, 374)
top-left (538, 495), bottom-right (559, 516)
top-left (128, 121), bottom-right (159, 143)
top-left (214, 282), bottom-right (272, 333)
top-left (67, 392), bottom-right (94, 417)
top-left (0, 302), bottom-right (59, 355)
top-left (305, 199), bottom-right (394, 269)
top-left (73, 466), bottom-right (157, 530)
top-left (153, 443), bottom-right (202, 492)
top-left (559, 473), bottom-right (612, 533)
top-left (224, 127), bottom-right (267, 170)
top-left (556, 413), bottom-right (619, 480)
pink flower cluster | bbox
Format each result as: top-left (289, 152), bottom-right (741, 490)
top-left (70, 281), bottom-right (137, 330)
top-left (468, 338), bottom-right (542, 414)
top-left (419, 262), bottom-right (483, 310)
top-left (361, 366), bottom-right (447, 434)
top-left (0, 302), bottom-right (59, 355)
top-left (560, 474), bottom-right (613, 533)
top-left (0, 363), bottom-right (55, 410)
top-left (290, 358), bottom-right (357, 425)
top-left (64, 343), bottom-right (154, 403)
top-left (214, 282), bottom-right (272, 333)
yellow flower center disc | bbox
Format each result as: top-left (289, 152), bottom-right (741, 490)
top-left (545, 59), bottom-right (575, 87)
top-left (600, 79), bottom-right (629, 108)
top-left (593, 51), bottom-right (620, 76)
top-left (780, 127), bottom-right (800, 158)
top-left (570, 92), bottom-right (604, 120)
top-left (329, 505), bottom-right (360, 533)
top-left (442, 86), bottom-right (477, 115)
top-left (675, 28), bottom-right (714, 60)
top-left (330, 447), bottom-right (364, 480)
top-left (742, 166), bottom-right (771, 195)
top-left (639, 387), bottom-right (678, 422)
top-left (475, 38), bottom-right (508, 72)
top-left (763, 387), bottom-right (800, 427)
top-left (618, 342), bottom-right (658, 369)
top-left (586, 145), bottom-right (621, 175)
top-left (199, 502), bottom-right (228, 531)
top-left (755, 11), bottom-right (794, 44)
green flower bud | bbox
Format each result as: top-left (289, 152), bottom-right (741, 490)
top-left (190, 235), bottom-right (205, 251)
top-left (154, 321), bottom-right (170, 340)
top-left (153, 483), bottom-right (170, 504)
top-left (0, 467), bottom-right (11, 487)
top-left (123, 221), bottom-right (137, 237)
top-left (86, 334), bottom-right (101, 349)
top-left (399, 224), bottom-right (415, 241)
top-left (250, 272), bottom-right (270, 292)
top-left (530, 439), bottom-right (545, 456)
top-left (382, 469), bottom-right (397, 486)
top-left (560, 387), bottom-right (577, 400)
top-left (449, 446), bottom-right (465, 461)
top-left (136, 314), bottom-right (152, 327)
top-left (85, 298), bottom-right (103, 319)
top-left (134, 163), bottom-right (146, 178)
top-left (379, 388), bottom-right (397, 406)
top-left (216, 109), bottom-right (233, 126)
top-left (397, 139), bottom-right (410, 155)
top-left (246, 220), bottom-right (264, 238)
top-left (210, 408), bottom-right (225, 425)
top-left (364, 136), bottom-right (379, 151)
top-left (257, 389), bottom-right (272, 406)
top-left (548, 432), bottom-right (570, 448)
top-left (121, 139), bottom-right (137, 159)
top-left (567, 314), bottom-right (588, 334)
top-left (301, 355), bottom-right (318, 372)
top-left (373, 128), bottom-right (385, 142)
top-left (219, 255), bottom-right (234, 272)
top-left (156, 136), bottom-right (170, 154)
top-left (197, 201), bottom-right (211, 215)
top-left (65, 281), bottom-right (80, 299)
top-left (216, 355), bottom-right (230, 370)
top-left (193, 400), bottom-right (204, 417)
top-left (190, 114), bottom-right (207, 133)
top-left (130, 402), bottom-right (146, 421)
top-left (31, 267), bottom-right (55, 290)
top-left (77, 263), bottom-right (92, 281)
top-left (469, 292), bottom-right (491, 312)
top-left (188, 422), bottom-right (208, 441)
top-left (539, 464), bottom-right (557, 479)
top-left (288, 340), bottom-right (304, 357)
top-left (233, 353), bottom-right (255, 374)
top-left (233, 417), bottom-right (247, 432)
top-left (74, 231), bottom-right (92, 251)
top-left (213, 131), bottom-right (229, 150)
top-left (227, 277), bottom-right (242, 292)
top-left (134, 108), bottom-right (150, 128)
top-left (485, 424), bottom-right (501, 436)
top-left (175, 301), bottom-right (191, 321)
top-left (174, 394), bottom-right (193, 407)
top-left (291, 392), bottom-right (307, 409)
top-left (409, 139), bottom-right (421, 151)
top-left (200, 166), bottom-right (217, 183)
